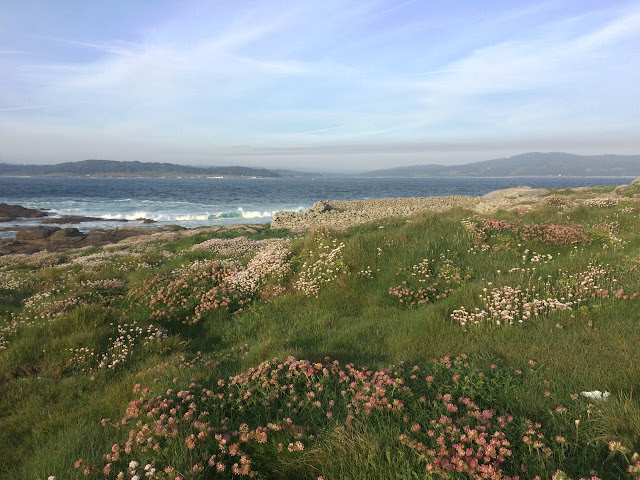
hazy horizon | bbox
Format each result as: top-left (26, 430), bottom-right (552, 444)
top-left (1, 1), bottom-right (639, 170)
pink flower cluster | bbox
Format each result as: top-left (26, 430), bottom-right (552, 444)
top-left (137, 240), bottom-right (292, 324)
top-left (225, 239), bottom-right (291, 295)
top-left (399, 394), bottom-right (515, 478)
top-left (478, 219), bottom-right (592, 246)
top-left (82, 353), bottom-right (605, 479)
top-left (138, 262), bottom-right (244, 324)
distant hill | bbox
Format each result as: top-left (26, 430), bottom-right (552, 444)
top-left (0, 160), bottom-right (311, 178)
top-left (361, 153), bottom-right (640, 177)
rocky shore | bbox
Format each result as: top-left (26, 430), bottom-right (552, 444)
top-left (0, 225), bottom-right (187, 255)
top-left (2, 178), bottom-right (638, 256)
top-left (271, 185), bottom-right (552, 231)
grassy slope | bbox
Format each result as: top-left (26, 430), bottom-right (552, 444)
top-left (1, 188), bottom-right (640, 479)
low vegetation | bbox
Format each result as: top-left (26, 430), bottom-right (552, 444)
top-left (2, 188), bottom-right (640, 479)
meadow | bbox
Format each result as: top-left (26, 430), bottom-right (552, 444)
top-left (1, 183), bottom-right (640, 480)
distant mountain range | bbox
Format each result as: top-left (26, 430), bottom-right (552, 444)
top-left (361, 153), bottom-right (640, 177)
top-left (1, 153), bottom-right (639, 178)
top-left (0, 159), bottom-right (315, 178)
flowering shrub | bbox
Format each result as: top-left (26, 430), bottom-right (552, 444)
top-left (389, 252), bottom-right (471, 305)
top-left (294, 238), bottom-right (347, 297)
top-left (399, 395), bottom-right (516, 478)
top-left (477, 219), bottom-right (592, 246)
top-left (77, 279), bottom-right (126, 304)
top-left (590, 221), bottom-right (623, 245)
top-left (0, 251), bottom-right (60, 268)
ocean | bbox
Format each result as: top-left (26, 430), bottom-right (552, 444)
top-left (0, 176), bottom-right (634, 238)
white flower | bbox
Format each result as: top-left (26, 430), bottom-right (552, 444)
top-left (129, 460), bottom-right (139, 469)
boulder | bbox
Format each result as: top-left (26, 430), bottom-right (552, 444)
top-left (311, 201), bottom-right (333, 214)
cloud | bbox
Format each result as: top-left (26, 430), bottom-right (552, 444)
top-left (1, 1), bottom-right (639, 167)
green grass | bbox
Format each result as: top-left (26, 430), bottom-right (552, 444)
top-left (2, 194), bottom-right (640, 479)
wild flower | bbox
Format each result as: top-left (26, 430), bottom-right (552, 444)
top-left (294, 238), bottom-right (347, 297)
top-left (451, 285), bottom-right (572, 327)
top-left (608, 441), bottom-right (629, 454)
top-left (522, 249), bottom-right (553, 264)
top-left (81, 353), bottom-right (603, 478)
top-left (543, 195), bottom-right (574, 210)
top-left (583, 197), bottom-right (622, 208)
top-left (190, 236), bottom-right (271, 256)
top-left (389, 252), bottom-right (470, 306)
top-left (358, 266), bottom-right (376, 279)
top-left (0, 250), bottom-right (60, 268)
top-left (134, 240), bottom-right (291, 323)
top-left (476, 218), bottom-right (592, 246)
top-left (0, 272), bottom-right (30, 291)
top-left (554, 263), bottom-right (638, 304)
top-left (67, 321), bottom-right (168, 373)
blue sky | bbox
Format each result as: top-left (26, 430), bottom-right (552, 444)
top-left (1, 0), bottom-right (639, 170)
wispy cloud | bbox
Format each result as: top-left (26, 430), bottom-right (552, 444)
top-left (0, 105), bottom-right (47, 112)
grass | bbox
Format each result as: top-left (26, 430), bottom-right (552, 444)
top-left (1, 189), bottom-right (640, 479)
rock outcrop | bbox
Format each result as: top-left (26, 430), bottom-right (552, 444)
top-left (41, 215), bottom-right (121, 224)
top-left (0, 225), bottom-right (186, 255)
top-left (0, 203), bottom-right (48, 222)
top-left (271, 187), bottom-right (552, 231)
top-left (272, 196), bottom-right (480, 231)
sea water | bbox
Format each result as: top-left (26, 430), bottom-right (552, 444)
top-left (0, 176), bottom-right (634, 238)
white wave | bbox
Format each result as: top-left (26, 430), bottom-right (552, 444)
top-left (101, 211), bottom-right (171, 221)
top-left (175, 214), bottom-right (211, 221)
top-left (97, 206), bottom-right (292, 223)
top-left (239, 208), bottom-right (273, 219)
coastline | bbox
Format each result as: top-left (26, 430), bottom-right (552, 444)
top-left (271, 178), bottom-right (640, 231)
top-left (2, 177), bottom-right (638, 256)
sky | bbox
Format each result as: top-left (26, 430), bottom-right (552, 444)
top-left (1, 0), bottom-right (639, 171)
